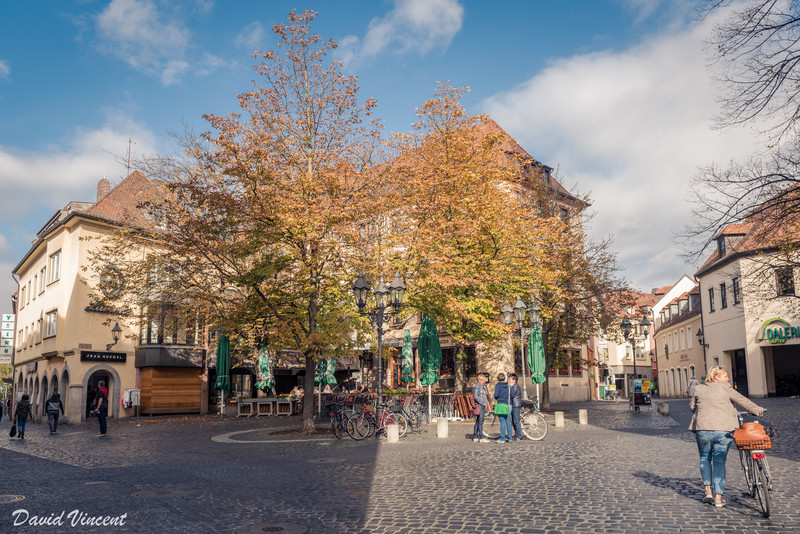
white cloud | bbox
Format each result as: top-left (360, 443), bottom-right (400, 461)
top-left (96, 0), bottom-right (191, 86)
top-left (0, 59), bottom-right (9, 79)
top-left (483, 11), bottom-right (764, 292)
top-left (0, 113), bottom-right (159, 301)
top-left (336, 0), bottom-right (463, 66)
top-left (0, 113), bottom-right (158, 218)
top-left (235, 21), bottom-right (264, 50)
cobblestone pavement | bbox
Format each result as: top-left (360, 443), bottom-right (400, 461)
top-left (0, 397), bottom-right (798, 533)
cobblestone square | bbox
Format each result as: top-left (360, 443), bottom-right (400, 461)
top-left (0, 398), bottom-right (798, 533)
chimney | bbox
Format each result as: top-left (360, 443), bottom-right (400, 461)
top-left (97, 178), bottom-right (111, 202)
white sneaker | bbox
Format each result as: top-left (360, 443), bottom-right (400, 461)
top-left (473, 438), bottom-right (480, 442)
top-left (479, 438), bottom-right (491, 443)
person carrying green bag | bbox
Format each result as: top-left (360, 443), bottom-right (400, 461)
top-left (493, 373), bottom-right (515, 443)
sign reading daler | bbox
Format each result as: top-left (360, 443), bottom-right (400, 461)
top-left (80, 351), bottom-right (126, 363)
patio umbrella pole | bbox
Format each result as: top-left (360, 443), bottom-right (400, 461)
top-left (428, 385), bottom-right (432, 423)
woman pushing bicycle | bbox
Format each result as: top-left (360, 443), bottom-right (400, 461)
top-left (689, 366), bottom-right (765, 508)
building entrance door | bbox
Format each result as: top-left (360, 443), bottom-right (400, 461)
top-left (731, 349), bottom-right (749, 396)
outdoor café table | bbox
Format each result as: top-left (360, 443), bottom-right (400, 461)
top-left (237, 399), bottom-right (255, 417)
top-left (255, 398), bottom-right (277, 416)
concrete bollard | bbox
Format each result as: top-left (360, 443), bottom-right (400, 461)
top-left (578, 409), bottom-right (588, 425)
top-left (437, 417), bottom-right (449, 438)
top-left (554, 411), bottom-right (565, 428)
top-left (386, 423), bottom-right (400, 443)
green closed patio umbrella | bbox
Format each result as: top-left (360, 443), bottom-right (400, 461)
top-left (418, 314), bottom-right (442, 422)
top-left (402, 329), bottom-right (414, 384)
top-left (254, 343), bottom-right (275, 393)
top-left (214, 334), bottom-right (230, 419)
top-left (528, 325), bottom-right (547, 403)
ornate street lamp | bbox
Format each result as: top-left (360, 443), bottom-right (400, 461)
top-left (501, 297), bottom-right (535, 400)
top-left (696, 327), bottom-right (709, 374)
top-left (352, 272), bottom-right (406, 399)
top-left (621, 315), bottom-right (650, 410)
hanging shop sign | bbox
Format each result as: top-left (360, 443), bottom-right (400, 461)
top-left (756, 318), bottom-right (800, 344)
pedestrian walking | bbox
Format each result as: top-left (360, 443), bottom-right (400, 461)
top-left (0, 397), bottom-right (4, 422)
top-left (14, 394), bottom-right (31, 440)
top-left (46, 392), bottom-right (65, 434)
top-left (687, 376), bottom-right (700, 398)
top-left (508, 374), bottom-right (523, 441)
top-left (689, 365), bottom-right (764, 508)
top-left (472, 373), bottom-right (490, 443)
top-left (94, 381), bottom-right (109, 436)
top-left (492, 373), bottom-right (515, 443)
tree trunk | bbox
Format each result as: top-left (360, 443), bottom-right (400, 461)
top-left (302, 353), bottom-right (316, 433)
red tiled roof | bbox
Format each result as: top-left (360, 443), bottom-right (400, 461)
top-left (83, 171), bottom-right (166, 229)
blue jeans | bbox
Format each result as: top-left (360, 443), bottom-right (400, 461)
top-left (473, 405), bottom-right (486, 439)
top-left (511, 406), bottom-right (522, 439)
top-left (498, 413), bottom-right (511, 441)
top-left (17, 416), bottom-right (27, 435)
top-left (696, 430), bottom-right (733, 495)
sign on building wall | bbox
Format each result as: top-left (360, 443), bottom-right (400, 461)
top-left (756, 318), bottom-right (800, 344)
top-left (0, 313), bottom-right (13, 364)
top-left (80, 351), bottom-right (126, 363)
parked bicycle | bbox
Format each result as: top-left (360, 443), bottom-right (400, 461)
top-left (482, 398), bottom-right (547, 441)
top-left (731, 411), bottom-right (776, 517)
top-left (346, 403), bottom-right (408, 440)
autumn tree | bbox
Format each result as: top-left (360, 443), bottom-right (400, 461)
top-left (88, 11), bottom-right (384, 432)
top-left (509, 167), bottom-right (629, 408)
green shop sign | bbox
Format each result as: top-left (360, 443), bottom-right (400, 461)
top-left (756, 318), bottom-right (800, 344)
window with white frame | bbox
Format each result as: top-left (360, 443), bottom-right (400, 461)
top-left (732, 277), bottom-right (741, 304)
top-left (708, 287), bottom-right (715, 312)
top-left (47, 251), bottom-right (61, 283)
top-left (44, 310), bottom-right (57, 337)
top-left (680, 329), bottom-right (686, 350)
top-left (19, 286), bottom-right (25, 309)
top-left (26, 281), bottom-right (31, 305)
top-left (35, 316), bottom-right (42, 343)
top-left (32, 275), bottom-right (37, 300)
top-left (688, 326), bottom-right (693, 348)
top-left (39, 267), bottom-right (46, 293)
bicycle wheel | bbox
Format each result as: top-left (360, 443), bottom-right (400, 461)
top-left (413, 407), bottom-right (429, 432)
top-left (739, 450), bottom-right (756, 497)
top-left (482, 414), bottom-right (498, 439)
top-left (331, 414), bottom-right (343, 439)
top-left (393, 413), bottom-right (409, 437)
top-left (754, 459), bottom-right (771, 518)
top-left (521, 412), bottom-right (548, 441)
top-left (346, 414), bottom-right (369, 440)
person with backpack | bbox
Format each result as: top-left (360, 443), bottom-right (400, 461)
top-left (508, 373), bottom-right (523, 441)
top-left (14, 394), bottom-right (31, 440)
top-left (46, 392), bottom-right (65, 435)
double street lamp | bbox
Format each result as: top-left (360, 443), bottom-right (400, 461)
top-left (620, 315), bottom-right (651, 409)
top-left (352, 272), bottom-right (406, 398)
top-left (501, 296), bottom-right (540, 401)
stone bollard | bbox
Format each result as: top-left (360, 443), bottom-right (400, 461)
top-left (437, 417), bottom-right (449, 438)
top-left (554, 411), bottom-right (565, 428)
top-left (657, 402), bottom-right (670, 416)
top-left (386, 423), bottom-right (400, 443)
top-left (578, 409), bottom-right (588, 425)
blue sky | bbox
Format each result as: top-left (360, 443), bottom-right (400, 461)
top-left (0, 0), bottom-right (763, 303)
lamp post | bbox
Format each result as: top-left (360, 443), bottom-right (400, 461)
top-left (620, 315), bottom-right (650, 410)
top-left (352, 272), bottom-right (406, 399)
top-left (501, 297), bottom-right (539, 401)
top-left (696, 328), bottom-right (709, 375)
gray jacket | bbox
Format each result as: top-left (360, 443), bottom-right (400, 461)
top-left (472, 382), bottom-right (489, 406)
top-left (689, 381), bottom-right (763, 432)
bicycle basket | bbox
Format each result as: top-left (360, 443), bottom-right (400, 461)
top-left (735, 437), bottom-right (772, 450)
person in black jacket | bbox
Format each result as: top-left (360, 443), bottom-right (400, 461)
top-left (46, 392), bottom-right (65, 434)
top-left (509, 374), bottom-right (523, 441)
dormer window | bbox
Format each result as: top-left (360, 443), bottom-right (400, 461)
top-left (717, 237), bottom-right (726, 257)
